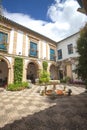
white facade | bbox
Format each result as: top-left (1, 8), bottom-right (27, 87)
top-left (57, 32), bottom-right (79, 61)
top-left (57, 32), bottom-right (80, 82)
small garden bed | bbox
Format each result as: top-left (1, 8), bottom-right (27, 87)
top-left (7, 82), bottom-right (29, 91)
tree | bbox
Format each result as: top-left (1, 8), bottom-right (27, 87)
top-left (76, 23), bottom-right (87, 88)
top-left (42, 61), bottom-right (48, 71)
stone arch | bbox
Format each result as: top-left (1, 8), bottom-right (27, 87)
top-left (0, 56), bottom-right (11, 68)
top-left (0, 55), bottom-right (11, 87)
top-left (26, 60), bottom-right (40, 83)
top-left (49, 64), bottom-right (58, 80)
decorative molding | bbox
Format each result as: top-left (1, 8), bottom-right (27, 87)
top-left (0, 23), bottom-right (12, 31)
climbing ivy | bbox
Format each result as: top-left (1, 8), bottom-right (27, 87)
top-left (14, 57), bottom-right (23, 83)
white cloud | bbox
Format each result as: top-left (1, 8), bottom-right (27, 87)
top-left (3, 0), bottom-right (87, 42)
top-left (47, 0), bottom-right (87, 40)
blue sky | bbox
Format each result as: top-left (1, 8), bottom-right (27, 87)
top-left (2, 0), bottom-right (54, 21)
top-left (1, 0), bottom-right (87, 41)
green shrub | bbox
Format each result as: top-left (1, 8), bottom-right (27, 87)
top-left (21, 82), bottom-right (28, 87)
top-left (65, 76), bottom-right (71, 83)
top-left (60, 77), bottom-right (71, 83)
top-left (60, 79), bottom-right (66, 83)
top-left (7, 82), bottom-right (28, 91)
top-left (39, 70), bottom-right (50, 85)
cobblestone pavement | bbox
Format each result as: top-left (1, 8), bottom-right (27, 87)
top-left (0, 84), bottom-right (87, 130)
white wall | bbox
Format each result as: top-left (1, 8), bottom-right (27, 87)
top-left (40, 41), bottom-right (47, 59)
top-left (16, 30), bottom-right (23, 55)
top-left (42, 41), bottom-right (46, 59)
top-left (57, 33), bottom-right (79, 61)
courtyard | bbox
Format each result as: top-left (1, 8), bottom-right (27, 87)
top-left (0, 84), bottom-right (87, 130)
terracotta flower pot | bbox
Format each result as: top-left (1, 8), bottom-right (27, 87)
top-left (56, 90), bottom-right (63, 95)
top-left (46, 90), bottom-right (53, 95)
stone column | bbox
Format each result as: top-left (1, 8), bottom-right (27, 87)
top-left (8, 63), bottom-right (14, 84)
top-left (13, 30), bottom-right (17, 55)
top-left (22, 33), bottom-right (26, 56)
top-left (8, 67), bottom-right (11, 84)
top-left (22, 59), bottom-right (27, 82)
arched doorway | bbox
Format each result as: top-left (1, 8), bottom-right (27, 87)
top-left (27, 62), bottom-right (39, 83)
top-left (0, 59), bottom-right (8, 87)
top-left (50, 64), bottom-right (58, 80)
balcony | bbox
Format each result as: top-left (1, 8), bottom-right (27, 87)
top-left (29, 49), bottom-right (38, 58)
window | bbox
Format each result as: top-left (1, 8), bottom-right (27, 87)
top-left (50, 49), bottom-right (55, 61)
top-left (0, 32), bottom-right (8, 51)
top-left (29, 42), bottom-right (38, 57)
top-left (58, 49), bottom-right (62, 59)
top-left (67, 44), bottom-right (73, 54)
